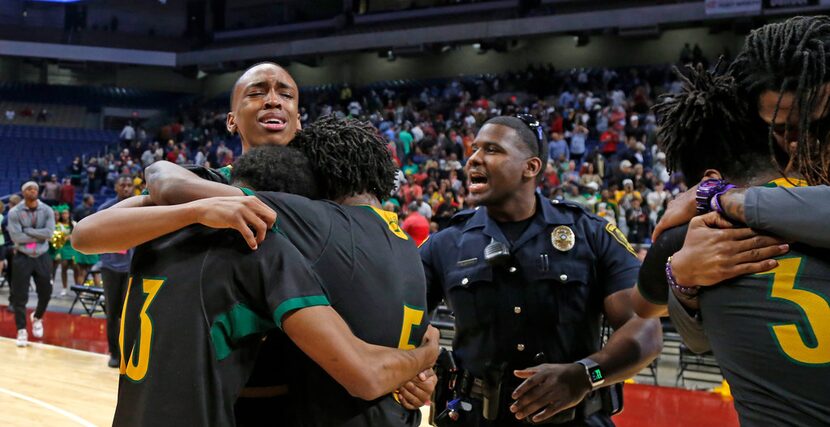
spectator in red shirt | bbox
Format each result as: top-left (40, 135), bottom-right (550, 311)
top-left (402, 202), bottom-right (430, 247)
top-left (59, 178), bottom-right (75, 210)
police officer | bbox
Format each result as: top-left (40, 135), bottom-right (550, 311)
top-left (421, 116), bottom-right (662, 426)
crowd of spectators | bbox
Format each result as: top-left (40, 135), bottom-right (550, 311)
top-left (14, 62), bottom-right (704, 247)
top-left (308, 64), bottom-right (693, 245)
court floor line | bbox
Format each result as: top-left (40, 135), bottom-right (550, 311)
top-left (0, 386), bottom-right (97, 427)
top-left (0, 336), bottom-right (107, 357)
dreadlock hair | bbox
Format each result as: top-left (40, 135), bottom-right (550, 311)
top-left (289, 115), bottom-right (397, 201)
top-left (231, 145), bottom-right (320, 199)
top-left (654, 60), bottom-right (764, 180)
top-left (729, 16), bottom-right (830, 185)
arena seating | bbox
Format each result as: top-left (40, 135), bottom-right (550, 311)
top-left (0, 82), bottom-right (190, 110)
top-left (0, 125), bottom-right (118, 196)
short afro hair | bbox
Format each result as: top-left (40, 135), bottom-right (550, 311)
top-left (289, 115), bottom-right (397, 201)
top-left (231, 145), bottom-right (319, 199)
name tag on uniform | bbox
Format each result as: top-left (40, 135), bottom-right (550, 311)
top-left (456, 257), bottom-right (478, 267)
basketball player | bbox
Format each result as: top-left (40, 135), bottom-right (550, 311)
top-left (636, 31), bottom-right (830, 425)
top-left (75, 116), bottom-right (436, 425)
top-left (85, 145), bottom-right (439, 427)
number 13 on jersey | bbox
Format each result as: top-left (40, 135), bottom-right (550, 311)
top-left (119, 276), bottom-right (168, 382)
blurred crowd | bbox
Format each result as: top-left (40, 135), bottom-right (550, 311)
top-left (15, 63), bottom-right (705, 252)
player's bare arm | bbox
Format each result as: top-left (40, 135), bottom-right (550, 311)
top-left (630, 286), bottom-right (668, 318)
top-left (145, 160), bottom-right (245, 205)
top-left (282, 306), bottom-right (440, 401)
top-left (718, 188), bottom-right (748, 223)
top-left (73, 196), bottom-right (276, 253)
top-left (510, 289), bottom-right (662, 423)
top-left (669, 213), bottom-right (787, 287)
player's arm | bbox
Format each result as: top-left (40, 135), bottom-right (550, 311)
top-left (282, 306), bottom-right (440, 401)
top-left (145, 160), bottom-right (244, 205)
top-left (739, 185), bottom-right (830, 248)
top-left (666, 288), bottom-right (711, 354)
top-left (72, 196), bottom-right (275, 254)
top-left (668, 212), bottom-right (788, 287)
top-left (632, 224), bottom-right (690, 318)
top-left (510, 227), bottom-right (663, 423)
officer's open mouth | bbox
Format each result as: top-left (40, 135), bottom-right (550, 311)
top-left (468, 174), bottom-right (488, 192)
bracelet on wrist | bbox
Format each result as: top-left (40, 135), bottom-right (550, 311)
top-left (666, 256), bottom-right (700, 298)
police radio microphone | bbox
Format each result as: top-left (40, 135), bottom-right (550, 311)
top-left (484, 238), bottom-right (511, 266)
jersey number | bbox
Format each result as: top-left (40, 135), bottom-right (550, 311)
top-left (397, 305), bottom-right (425, 350)
top-left (119, 277), bottom-right (167, 381)
top-left (761, 258), bottom-right (830, 366)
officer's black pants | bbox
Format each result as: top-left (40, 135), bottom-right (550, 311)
top-left (435, 398), bottom-right (614, 427)
top-left (11, 252), bottom-right (52, 330)
top-left (102, 268), bottom-right (130, 358)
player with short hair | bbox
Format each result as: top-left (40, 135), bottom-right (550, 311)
top-left (75, 116), bottom-right (436, 426)
top-left (79, 146), bottom-right (438, 427)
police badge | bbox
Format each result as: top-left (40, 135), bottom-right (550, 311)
top-left (551, 225), bottom-right (575, 252)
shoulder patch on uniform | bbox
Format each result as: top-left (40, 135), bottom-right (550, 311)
top-left (450, 208), bottom-right (477, 225)
top-left (605, 222), bottom-right (637, 257)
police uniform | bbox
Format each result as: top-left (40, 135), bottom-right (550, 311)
top-left (421, 194), bottom-right (640, 427)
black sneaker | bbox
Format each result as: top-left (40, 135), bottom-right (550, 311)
top-left (108, 356), bottom-right (120, 368)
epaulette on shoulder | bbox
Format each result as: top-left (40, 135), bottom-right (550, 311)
top-left (449, 208), bottom-right (477, 225)
top-left (550, 198), bottom-right (587, 211)
top-left (551, 199), bottom-right (605, 223)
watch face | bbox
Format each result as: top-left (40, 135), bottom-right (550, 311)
top-left (588, 366), bottom-right (604, 383)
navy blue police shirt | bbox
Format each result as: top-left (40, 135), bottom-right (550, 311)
top-left (421, 195), bottom-right (640, 380)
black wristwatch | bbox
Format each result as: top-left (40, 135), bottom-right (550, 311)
top-left (575, 358), bottom-right (605, 390)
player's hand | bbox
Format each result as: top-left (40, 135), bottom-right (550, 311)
top-left (670, 212), bottom-right (789, 286)
top-left (418, 326), bottom-right (441, 369)
top-left (510, 363), bottom-right (591, 423)
top-left (191, 196), bottom-right (277, 250)
top-left (397, 368), bottom-right (437, 410)
top-left (652, 183), bottom-right (698, 242)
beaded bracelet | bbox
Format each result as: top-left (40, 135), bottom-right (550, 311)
top-left (666, 256), bottom-right (700, 298)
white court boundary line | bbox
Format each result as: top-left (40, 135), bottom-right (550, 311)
top-left (0, 336), bottom-right (109, 357)
top-left (0, 337), bottom-right (108, 426)
top-left (0, 386), bottom-right (97, 427)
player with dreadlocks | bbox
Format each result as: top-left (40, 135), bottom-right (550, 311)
top-left (652, 15), bottom-right (830, 284)
top-left (633, 33), bottom-right (830, 426)
top-left (76, 115), bottom-right (436, 426)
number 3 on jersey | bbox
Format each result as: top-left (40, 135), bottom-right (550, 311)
top-left (119, 277), bottom-right (167, 381)
top-left (760, 258), bottom-right (830, 366)
top-left (398, 305), bottom-right (425, 350)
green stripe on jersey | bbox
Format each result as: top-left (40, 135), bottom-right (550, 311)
top-left (210, 303), bottom-right (274, 361)
top-left (272, 295), bottom-right (330, 330)
top-left (218, 165), bottom-right (233, 182)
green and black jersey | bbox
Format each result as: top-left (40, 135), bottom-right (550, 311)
top-left (112, 225), bottom-right (329, 427)
top-left (254, 191), bottom-right (428, 427)
top-left (642, 227), bottom-right (830, 426)
top-left (700, 249), bottom-right (830, 426)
